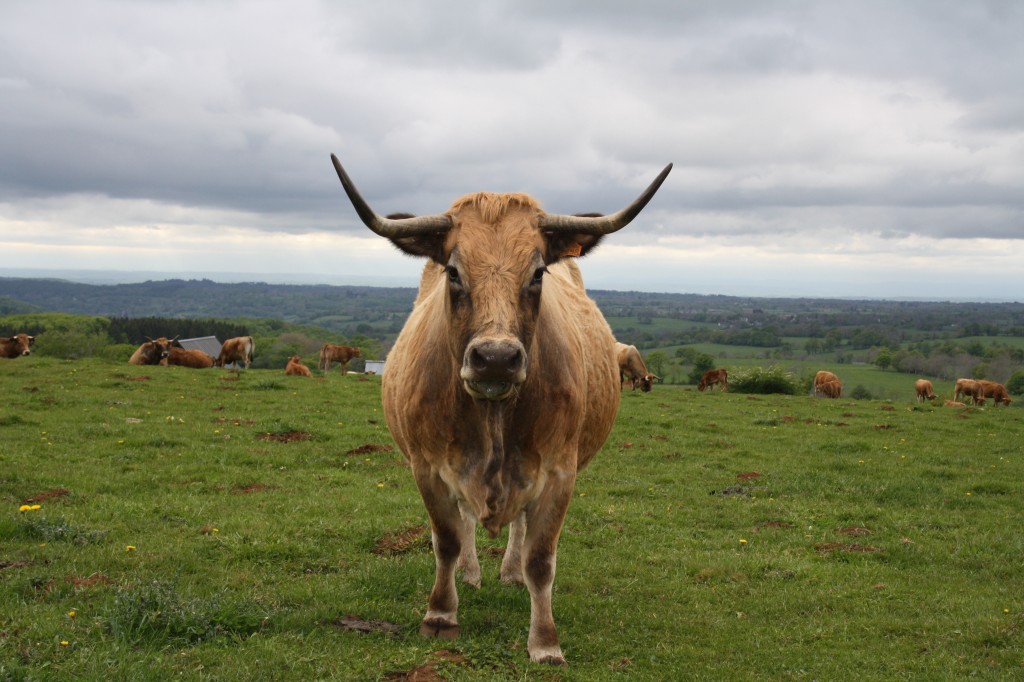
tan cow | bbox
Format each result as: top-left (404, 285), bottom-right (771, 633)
top-left (953, 378), bottom-right (986, 406)
top-left (943, 400), bottom-right (967, 407)
top-left (215, 336), bottom-right (254, 369)
top-left (128, 336), bottom-right (174, 365)
top-left (814, 370), bottom-right (842, 399)
top-left (284, 356), bottom-right (312, 377)
top-left (976, 380), bottom-right (1012, 407)
top-left (164, 347), bottom-right (215, 368)
top-left (319, 343), bottom-right (361, 373)
top-left (914, 379), bottom-right (937, 402)
top-left (614, 342), bottom-right (657, 392)
top-left (1, 333), bottom-right (35, 358)
top-left (330, 154), bottom-right (670, 665)
top-left (697, 368), bottom-right (729, 392)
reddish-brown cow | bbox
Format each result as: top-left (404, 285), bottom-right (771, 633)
top-left (330, 154), bottom-right (670, 665)
top-left (953, 378), bottom-right (986, 406)
top-left (285, 356), bottom-right (312, 377)
top-left (164, 347), bottom-right (215, 368)
top-left (128, 336), bottom-right (174, 365)
top-left (615, 342), bottom-right (657, 392)
top-left (1, 333), bottom-right (35, 358)
top-left (976, 380), bottom-right (1012, 407)
top-left (914, 379), bottom-right (937, 402)
top-left (814, 370), bottom-right (842, 399)
top-left (319, 343), bottom-right (360, 373)
top-left (697, 368), bottom-right (729, 392)
top-left (215, 336), bottom-right (254, 369)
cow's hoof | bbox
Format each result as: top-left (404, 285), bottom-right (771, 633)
top-left (420, 618), bottom-right (460, 640)
top-left (532, 653), bottom-right (567, 667)
top-left (499, 570), bottom-right (525, 586)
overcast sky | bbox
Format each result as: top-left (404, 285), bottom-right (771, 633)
top-left (2, 1), bottom-right (1022, 300)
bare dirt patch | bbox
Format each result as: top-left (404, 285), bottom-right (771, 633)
top-left (125, 376), bottom-right (150, 382)
top-left (68, 573), bottom-right (113, 589)
top-left (880, 404), bottom-right (896, 411)
top-left (373, 525), bottom-right (429, 556)
top-left (328, 615), bottom-right (403, 638)
top-left (345, 443), bottom-right (394, 456)
top-left (736, 472), bottom-right (762, 481)
top-left (874, 423), bottom-right (894, 430)
top-left (24, 488), bottom-right (70, 504)
top-left (257, 431), bottom-right (310, 443)
top-left (385, 650), bottom-right (467, 682)
top-left (0, 560), bottom-right (33, 570)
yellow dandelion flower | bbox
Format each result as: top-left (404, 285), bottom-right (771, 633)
top-left (739, 539), bottom-right (748, 545)
top-left (68, 611), bottom-right (76, 618)
top-left (376, 482), bottom-right (385, 488)
top-left (19, 504), bottom-right (31, 512)
top-left (30, 504), bottom-right (41, 511)
top-left (60, 640), bottom-right (69, 647)
top-left (125, 545), bottom-right (137, 552)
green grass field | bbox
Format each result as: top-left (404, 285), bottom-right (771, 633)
top-left (2, 358), bottom-right (1022, 680)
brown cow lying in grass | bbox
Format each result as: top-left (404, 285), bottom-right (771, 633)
top-left (1, 333), bottom-right (35, 358)
top-left (164, 347), bottom-right (215, 368)
top-left (285, 356), bottom-right (312, 377)
top-left (128, 337), bottom-right (174, 365)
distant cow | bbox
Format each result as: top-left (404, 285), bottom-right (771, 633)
top-left (285, 356), bottom-right (312, 377)
top-left (976, 380), bottom-right (1012, 407)
top-left (814, 370), bottom-right (842, 399)
top-left (953, 378), bottom-right (985, 406)
top-left (914, 379), bottom-right (937, 402)
top-left (319, 343), bottom-right (360, 373)
top-left (215, 336), bottom-right (254, 369)
top-left (615, 342), bottom-right (657, 392)
top-left (1, 333), bottom-right (35, 358)
top-left (164, 347), bottom-right (215, 368)
top-left (697, 368), bottom-right (729, 392)
top-left (128, 336), bottom-right (173, 365)
top-left (943, 400), bottom-right (967, 407)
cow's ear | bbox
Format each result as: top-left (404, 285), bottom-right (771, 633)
top-left (385, 213), bottom-right (449, 263)
top-left (543, 213), bottom-right (607, 263)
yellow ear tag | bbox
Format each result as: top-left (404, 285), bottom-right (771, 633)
top-left (560, 242), bottom-right (583, 258)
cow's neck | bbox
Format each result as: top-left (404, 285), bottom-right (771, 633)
top-left (458, 395), bottom-right (525, 537)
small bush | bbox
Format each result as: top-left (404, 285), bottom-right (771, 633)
top-left (1007, 370), bottom-right (1024, 396)
top-left (849, 385), bottom-right (873, 400)
top-left (729, 365), bottom-right (800, 395)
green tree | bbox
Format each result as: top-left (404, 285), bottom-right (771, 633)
top-left (645, 351), bottom-right (667, 377)
top-left (1005, 370), bottom-right (1024, 396)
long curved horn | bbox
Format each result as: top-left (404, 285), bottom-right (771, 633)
top-left (539, 163), bottom-right (673, 235)
top-left (331, 154), bottom-right (451, 238)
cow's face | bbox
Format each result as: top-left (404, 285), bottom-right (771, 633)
top-left (637, 374), bottom-right (654, 392)
top-left (142, 337), bottom-right (171, 363)
top-left (12, 334), bottom-right (34, 356)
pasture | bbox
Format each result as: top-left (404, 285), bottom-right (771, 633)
top-left (2, 357), bottom-right (1022, 680)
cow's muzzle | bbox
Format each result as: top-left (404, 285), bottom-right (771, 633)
top-left (460, 337), bottom-right (527, 401)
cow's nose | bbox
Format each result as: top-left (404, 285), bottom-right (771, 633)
top-left (466, 339), bottom-right (525, 381)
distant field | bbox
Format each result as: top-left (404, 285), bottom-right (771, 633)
top-left (1, 358), bottom-right (1021, 680)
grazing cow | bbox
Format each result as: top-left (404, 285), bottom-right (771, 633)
top-left (285, 356), bottom-right (312, 377)
top-left (953, 378), bottom-right (986, 406)
top-left (330, 154), bottom-right (671, 664)
top-left (697, 368), bottom-right (729, 393)
top-left (614, 342), bottom-right (657, 392)
top-left (164, 346), bottom-right (215, 368)
top-left (813, 370), bottom-right (842, 399)
top-left (976, 380), bottom-right (1012, 407)
top-left (128, 336), bottom-right (173, 365)
top-left (914, 379), bottom-right (937, 402)
top-left (319, 343), bottom-right (361, 373)
top-left (215, 336), bottom-right (254, 369)
top-left (1, 333), bottom-right (35, 358)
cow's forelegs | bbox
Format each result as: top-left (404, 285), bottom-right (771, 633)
top-left (499, 511), bottom-right (526, 585)
top-left (419, 480), bottom-right (463, 639)
top-left (522, 475), bottom-right (574, 666)
top-left (456, 501), bottom-right (481, 588)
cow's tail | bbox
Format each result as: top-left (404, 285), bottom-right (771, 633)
top-left (247, 336), bottom-right (255, 364)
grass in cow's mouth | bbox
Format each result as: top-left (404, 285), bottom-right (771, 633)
top-left (0, 356), bottom-right (1021, 680)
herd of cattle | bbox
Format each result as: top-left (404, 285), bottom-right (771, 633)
top-left (119, 335), bottom-right (360, 376)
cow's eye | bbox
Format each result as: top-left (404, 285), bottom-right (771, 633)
top-left (530, 266), bottom-right (547, 287)
top-left (446, 266), bottom-right (461, 286)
